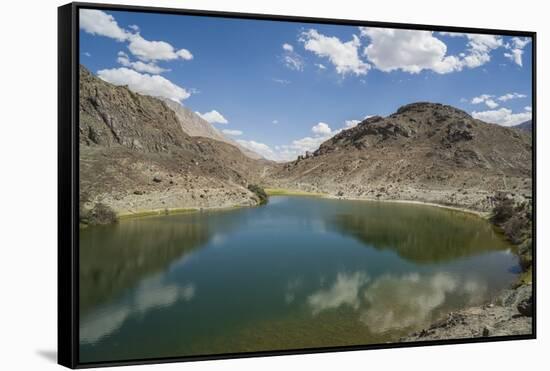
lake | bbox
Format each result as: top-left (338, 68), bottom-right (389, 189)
top-left (79, 196), bottom-right (518, 363)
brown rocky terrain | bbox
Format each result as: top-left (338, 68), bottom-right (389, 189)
top-left (265, 102), bottom-right (532, 212)
top-left (402, 283), bottom-right (532, 341)
top-left (79, 65), bottom-right (268, 221)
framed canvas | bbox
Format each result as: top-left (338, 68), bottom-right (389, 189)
top-left (58, 2), bottom-right (536, 368)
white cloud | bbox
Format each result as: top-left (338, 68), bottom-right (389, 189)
top-left (471, 92), bottom-right (527, 109)
top-left (80, 9), bottom-right (194, 65)
top-left (116, 51), bottom-right (169, 74)
top-left (511, 37), bottom-right (531, 49)
top-left (485, 99), bottom-right (499, 109)
top-left (281, 42), bottom-right (305, 71)
top-left (80, 9), bottom-right (129, 41)
top-left (128, 33), bottom-right (193, 62)
top-left (300, 29), bottom-right (370, 76)
top-left (360, 28), bottom-right (461, 74)
top-left (195, 110), bottom-right (228, 124)
top-left (272, 120), bottom-right (279, 124)
top-left (472, 107), bottom-right (532, 127)
top-left (471, 94), bottom-right (499, 108)
top-left (344, 119), bottom-right (361, 128)
top-left (222, 129), bottom-right (243, 136)
top-left (282, 43), bottom-right (294, 52)
top-left (466, 34), bottom-right (503, 54)
top-left (272, 78), bottom-right (291, 85)
top-left (460, 34), bottom-right (503, 69)
top-left (176, 49), bottom-right (193, 60)
top-left (236, 140), bottom-right (276, 160)
top-left (97, 67), bottom-right (191, 103)
top-left (312, 122), bottom-right (332, 135)
top-left (497, 92), bottom-right (527, 101)
top-left (504, 50), bottom-right (523, 66)
top-left (504, 37), bottom-right (531, 67)
top-left (471, 94), bottom-right (492, 104)
top-left (360, 28), bottom-right (503, 74)
top-left (315, 63), bottom-right (327, 70)
top-left (282, 54), bottom-right (304, 71)
top-left (525, 106), bottom-right (532, 112)
top-left (83, 52), bottom-right (91, 57)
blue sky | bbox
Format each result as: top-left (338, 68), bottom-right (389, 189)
top-left (79, 8), bottom-right (533, 161)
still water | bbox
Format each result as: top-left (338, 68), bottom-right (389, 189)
top-left (79, 196), bottom-right (518, 363)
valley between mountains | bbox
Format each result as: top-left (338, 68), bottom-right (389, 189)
top-left (79, 65), bottom-right (532, 222)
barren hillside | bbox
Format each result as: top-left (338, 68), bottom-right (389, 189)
top-left (264, 102), bottom-right (532, 211)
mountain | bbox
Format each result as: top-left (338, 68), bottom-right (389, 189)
top-left (78, 67), bottom-right (532, 217)
top-left (79, 65), bottom-right (268, 220)
top-left (266, 102), bottom-right (532, 211)
top-left (160, 98), bottom-right (263, 159)
top-left (512, 120), bottom-right (532, 133)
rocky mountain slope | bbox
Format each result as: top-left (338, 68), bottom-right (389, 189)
top-left (512, 120), bottom-right (532, 133)
top-left (265, 102), bottom-right (532, 211)
top-left (160, 98), bottom-right (262, 159)
top-left (79, 65), bottom-right (267, 220)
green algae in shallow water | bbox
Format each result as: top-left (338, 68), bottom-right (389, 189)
top-left (79, 196), bottom-right (518, 363)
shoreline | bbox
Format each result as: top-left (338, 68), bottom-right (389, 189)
top-left (265, 187), bottom-right (488, 218)
top-left (115, 203), bottom-right (253, 222)
top-left (111, 187), bottom-right (490, 222)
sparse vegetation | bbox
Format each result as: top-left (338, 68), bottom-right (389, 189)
top-left (264, 188), bottom-right (326, 197)
top-left (248, 184), bottom-right (268, 205)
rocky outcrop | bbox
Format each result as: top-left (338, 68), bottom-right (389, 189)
top-left (402, 284), bottom-right (533, 341)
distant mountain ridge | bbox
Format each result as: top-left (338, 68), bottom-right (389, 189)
top-left (160, 98), bottom-right (262, 159)
top-left (512, 120), bottom-right (532, 133)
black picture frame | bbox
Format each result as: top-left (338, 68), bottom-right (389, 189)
top-left (58, 2), bottom-right (537, 369)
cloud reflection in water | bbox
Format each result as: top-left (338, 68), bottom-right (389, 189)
top-left (80, 275), bottom-right (195, 344)
top-left (306, 271), bottom-right (488, 334)
top-left (307, 272), bottom-right (370, 315)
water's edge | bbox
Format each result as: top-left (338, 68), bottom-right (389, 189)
top-left (109, 188), bottom-right (488, 224)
